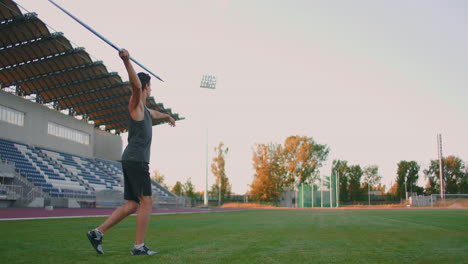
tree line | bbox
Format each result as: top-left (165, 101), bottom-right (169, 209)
top-left (152, 135), bottom-right (468, 204)
top-left (249, 135), bottom-right (467, 203)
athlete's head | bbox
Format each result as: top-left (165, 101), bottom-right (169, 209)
top-left (138, 72), bottom-right (151, 96)
top-left (138, 72), bottom-right (151, 90)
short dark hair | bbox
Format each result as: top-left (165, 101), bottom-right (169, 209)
top-left (138, 72), bottom-right (151, 90)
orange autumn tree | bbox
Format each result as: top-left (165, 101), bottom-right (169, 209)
top-left (250, 143), bottom-right (283, 202)
top-left (250, 136), bottom-right (329, 202)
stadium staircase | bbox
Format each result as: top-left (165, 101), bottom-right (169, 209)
top-left (0, 184), bottom-right (20, 201)
top-left (0, 159), bottom-right (50, 207)
top-left (10, 169), bottom-right (51, 206)
top-left (0, 139), bottom-right (53, 203)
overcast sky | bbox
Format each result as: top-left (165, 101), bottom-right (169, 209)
top-left (15, 0), bottom-right (468, 194)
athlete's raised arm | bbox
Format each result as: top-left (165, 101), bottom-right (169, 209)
top-left (119, 49), bottom-right (143, 115)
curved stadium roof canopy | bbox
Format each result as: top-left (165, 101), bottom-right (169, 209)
top-left (0, 0), bottom-right (182, 134)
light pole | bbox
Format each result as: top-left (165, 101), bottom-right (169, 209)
top-left (200, 74), bottom-right (217, 207)
top-left (218, 177), bottom-right (222, 206)
top-left (205, 128), bottom-right (209, 206)
top-left (368, 182), bottom-right (371, 206)
top-left (336, 172), bottom-right (339, 208)
top-left (405, 179), bottom-right (408, 205)
top-left (437, 134), bottom-right (445, 200)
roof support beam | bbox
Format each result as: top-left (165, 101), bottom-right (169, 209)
top-left (30, 72), bottom-right (118, 95)
top-left (89, 109), bottom-right (127, 121)
top-left (0, 47), bottom-right (84, 72)
top-left (97, 116), bottom-right (127, 126)
top-left (0, 32), bottom-right (63, 54)
top-left (2, 61), bottom-right (104, 87)
top-left (60, 91), bottom-right (130, 110)
top-left (77, 101), bottom-right (127, 115)
top-left (0, 12), bottom-right (37, 31)
top-left (44, 81), bottom-right (128, 103)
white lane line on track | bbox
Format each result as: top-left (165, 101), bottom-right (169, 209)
top-left (0, 209), bottom-right (251, 221)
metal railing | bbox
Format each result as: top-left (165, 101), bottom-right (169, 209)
top-left (0, 184), bottom-right (23, 200)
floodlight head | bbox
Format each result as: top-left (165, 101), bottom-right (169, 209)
top-left (200, 74), bottom-right (217, 89)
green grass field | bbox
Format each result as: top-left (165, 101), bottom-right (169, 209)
top-left (1, 209), bottom-right (467, 264)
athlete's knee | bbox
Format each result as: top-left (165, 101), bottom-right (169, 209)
top-left (139, 196), bottom-right (153, 207)
top-left (124, 201), bottom-right (138, 214)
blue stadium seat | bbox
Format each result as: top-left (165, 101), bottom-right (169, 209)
top-left (1, 138), bottom-right (172, 200)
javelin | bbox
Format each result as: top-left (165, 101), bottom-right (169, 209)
top-left (48, 0), bottom-right (164, 82)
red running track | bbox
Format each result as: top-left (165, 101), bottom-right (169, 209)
top-left (0, 207), bottom-right (250, 220)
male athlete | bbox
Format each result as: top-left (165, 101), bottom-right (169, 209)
top-left (87, 49), bottom-right (175, 255)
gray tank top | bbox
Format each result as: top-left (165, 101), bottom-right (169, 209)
top-left (121, 107), bottom-right (152, 162)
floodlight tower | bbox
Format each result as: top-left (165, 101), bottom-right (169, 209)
top-left (200, 74), bottom-right (217, 207)
top-left (200, 75), bottom-right (217, 90)
top-left (437, 134), bottom-right (445, 200)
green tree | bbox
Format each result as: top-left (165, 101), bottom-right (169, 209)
top-left (172, 181), bottom-right (183, 195)
top-left (464, 166), bottom-right (468, 193)
top-left (210, 142), bottom-right (231, 203)
top-left (183, 177), bottom-right (197, 200)
top-left (348, 165), bottom-right (363, 201)
top-left (424, 156), bottom-right (467, 194)
top-left (151, 170), bottom-right (169, 189)
top-left (282, 135), bottom-right (329, 188)
top-left (332, 160), bottom-right (349, 202)
top-left (424, 178), bottom-right (437, 195)
top-left (362, 165), bottom-right (382, 205)
top-left (444, 156), bottom-right (466, 193)
top-left (396, 161), bottom-right (420, 199)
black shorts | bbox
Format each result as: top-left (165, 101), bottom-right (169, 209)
top-left (122, 160), bottom-right (152, 203)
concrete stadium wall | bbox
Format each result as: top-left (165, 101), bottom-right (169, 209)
top-left (0, 90), bottom-right (122, 160)
top-left (93, 129), bottom-right (122, 161)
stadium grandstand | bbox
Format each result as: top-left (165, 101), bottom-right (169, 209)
top-left (0, 0), bottom-right (184, 208)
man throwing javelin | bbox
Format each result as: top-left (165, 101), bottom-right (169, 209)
top-left (87, 49), bottom-right (175, 256)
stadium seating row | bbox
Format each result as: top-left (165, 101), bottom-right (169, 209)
top-left (0, 138), bottom-right (171, 199)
